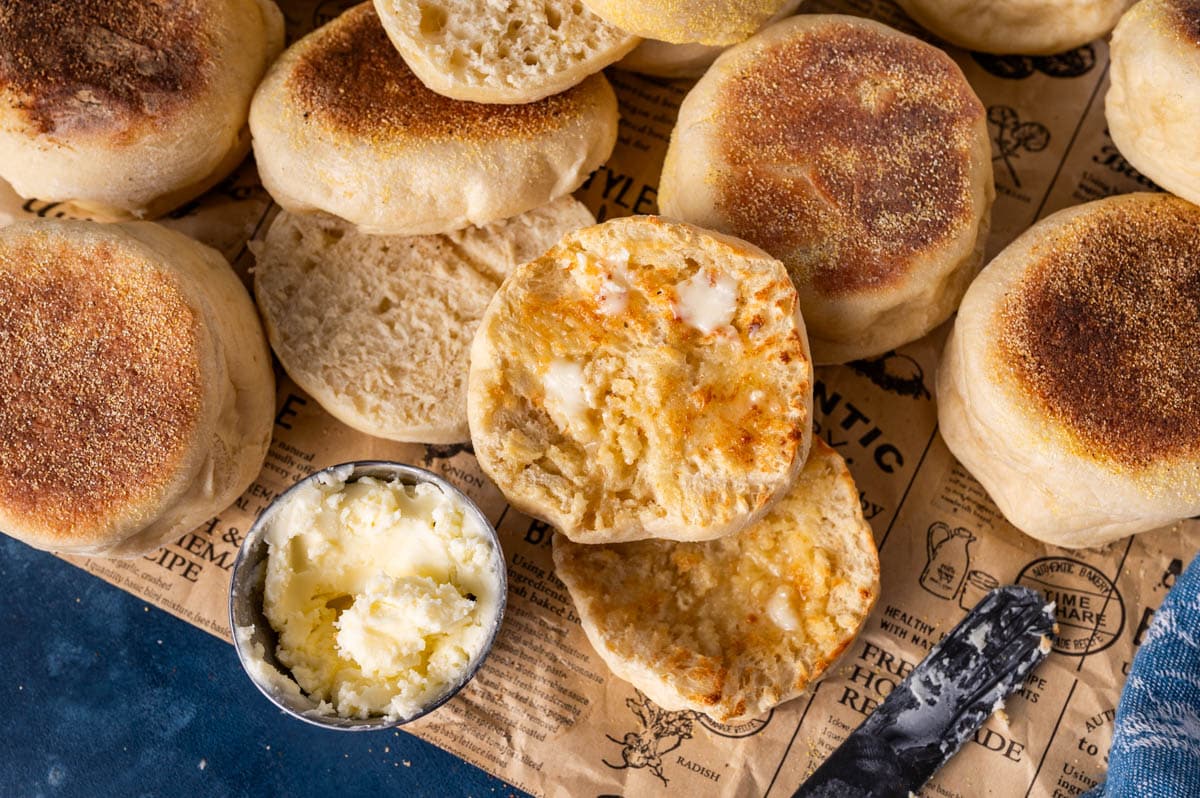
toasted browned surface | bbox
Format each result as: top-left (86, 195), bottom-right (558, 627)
top-left (1165, 0), bottom-right (1200, 39)
top-left (468, 216), bottom-right (812, 544)
top-left (998, 193), bottom-right (1200, 469)
top-left (554, 440), bottom-right (879, 722)
top-left (713, 21), bottom-right (983, 297)
top-left (0, 227), bottom-right (204, 544)
top-left (288, 4), bottom-right (602, 140)
top-left (0, 0), bottom-right (211, 135)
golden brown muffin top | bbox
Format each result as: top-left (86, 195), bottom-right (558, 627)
top-left (1163, 0), bottom-right (1200, 42)
top-left (287, 4), bottom-right (602, 142)
top-left (999, 194), bottom-right (1200, 470)
top-left (0, 223), bottom-right (206, 544)
top-left (713, 19), bottom-right (985, 296)
top-left (0, 0), bottom-right (212, 136)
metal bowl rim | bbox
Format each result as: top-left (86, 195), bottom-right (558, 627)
top-left (227, 459), bottom-right (507, 731)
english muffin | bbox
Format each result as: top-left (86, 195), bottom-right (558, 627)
top-left (249, 3), bottom-right (618, 236)
top-left (1107, 0), bottom-right (1200, 206)
top-left (468, 216), bottom-right (813, 544)
top-left (938, 193), bottom-right (1200, 548)
top-left (554, 439), bottom-right (879, 722)
top-left (659, 15), bottom-right (993, 364)
top-left (374, 0), bottom-right (638, 103)
top-left (894, 0), bottom-right (1135, 55)
top-left (582, 0), bottom-right (796, 45)
top-left (617, 0), bottom-right (803, 79)
top-left (0, 220), bottom-right (274, 557)
top-left (0, 0), bottom-right (283, 220)
top-left (254, 197), bottom-right (595, 444)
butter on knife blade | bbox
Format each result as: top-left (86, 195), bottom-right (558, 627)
top-left (794, 585), bottom-right (1056, 798)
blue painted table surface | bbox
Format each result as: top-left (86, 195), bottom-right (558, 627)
top-left (0, 536), bottom-right (532, 798)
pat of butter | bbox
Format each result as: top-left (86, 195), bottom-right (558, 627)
top-left (675, 270), bottom-right (738, 333)
top-left (336, 573), bottom-right (475, 678)
top-left (597, 276), bottom-right (628, 316)
top-left (543, 358), bottom-right (594, 431)
top-left (766, 586), bottom-right (801, 632)
top-left (578, 249), bottom-right (631, 316)
top-left (259, 475), bottom-right (500, 721)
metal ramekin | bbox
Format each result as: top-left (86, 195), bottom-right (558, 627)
top-left (228, 461), bottom-right (507, 731)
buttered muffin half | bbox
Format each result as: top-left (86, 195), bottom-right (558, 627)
top-left (250, 3), bottom-right (618, 236)
top-left (554, 439), bottom-right (879, 722)
top-left (468, 216), bottom-right (813, 544)
top-left (1107, 0), bottom-right (1200, 207)
top-left (0, 0), bottom-right (283, 220)
top-left (939, 193), bottom-right (1200, 548)
top-left (0, 220), bottom-right (274, 557)
top-left (659, 15), bottom-right (993, 365)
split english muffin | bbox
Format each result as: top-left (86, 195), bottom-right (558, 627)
top-left (0, 0), bottom-right (283, 220)
top-left (249, 3), bottom-right (618, 236)
top-left (554, 439), bottom-right (880, 722)
top-left (1107, 0), bottom-right (1200, 207)
top-left (468, 216), bottom-right (813, 545)
top-left (253, 197), bottom-right (595, 444)
top-left (938, 193), bottom-right (1200, 548)
top-left (0, 220), bottom-right (274, 557)
top-left (374, 0), bottom-right (638, 103)
top-left (659, 15), bottom-right (993, 365)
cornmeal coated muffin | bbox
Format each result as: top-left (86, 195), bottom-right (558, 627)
top-left (659, 15), bottom-right (993, 365)
top-left (0, 220), bottom-right (275, 557)
top-left (374, 0), bottom-right (638, 103)
top-left (468, 216), bottom-right (813, 544)
top-left (938, 193), bottom-right (1200, 548)
top-left (1107, 0), bottom-right (1200, 206)
top-left (0, 0), bottom-right (283, 220)
top-left (254, 197), bottom-right (595, 444)
top-left (554, 439), bottom-right (879, 722)
top-left (894, 0), bottom-right (1134, 55)
top-left (582, 0), bottom-right (797, 45)
top-left (250, 3), bottom-right (618, 236)
top-left (618, 0), bottom-right (803, 79)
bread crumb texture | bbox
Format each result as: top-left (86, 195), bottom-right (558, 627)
top-left (472, 216), bottom-right (811, 542)
top-left (255, 199), bottom-right (592, 442)
top-left (0, 225), bottom-right (203, 538)
top-left (999, 194), bottom-right (1200, 470)
top-left (289, 4), bottom-right (599, 140)
top-left (554, 440), bottom-right (879, 721)
top-left (379, 0), bottom-right (633, 91)
top-left (713, 20), bottom-right (984, 296)
top-left (0, 0), bottom-right (211, 135)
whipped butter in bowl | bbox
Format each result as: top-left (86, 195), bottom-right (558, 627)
top-left (229, 462), bottom-right (506, 730)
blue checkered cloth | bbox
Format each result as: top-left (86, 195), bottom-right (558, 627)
top-left (1084, 554), bottom-right (1200, 797)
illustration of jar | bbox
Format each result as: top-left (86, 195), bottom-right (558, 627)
top-left (959, 570), bottom-right (1000, 611)
top-left (920, 523), bottom-right (976, 600)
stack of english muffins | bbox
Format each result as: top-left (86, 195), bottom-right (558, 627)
top-left (467, 214), bottom-right (881, 721)
top-left (1, 0), bottom-right (1198, 726)
top-left (253, 1), bottom-right (885, 723)
top-left (0, 0), bottom-right (283, 556)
